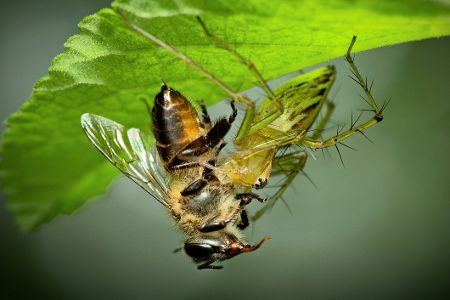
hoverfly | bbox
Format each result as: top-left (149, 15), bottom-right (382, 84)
top-left (81, 15), bottom-right (384, 269)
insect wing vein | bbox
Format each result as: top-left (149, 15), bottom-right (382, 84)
top-left (81, 113), bottom-right (169, 207)
top-left (127, 128), bottom-right (170, 204)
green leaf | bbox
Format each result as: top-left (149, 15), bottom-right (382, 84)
top-left (1, 0), bottom-right (449, 230)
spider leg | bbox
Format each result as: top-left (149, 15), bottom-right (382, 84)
top-left (196, 16), bottom-right (284, 134)
top-left (117, 10), bottom-right (260, 143)
top-left (303, 37), bottom-right (384, 150)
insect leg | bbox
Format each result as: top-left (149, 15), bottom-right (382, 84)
top-left (200, 191), bottom-right (262, 233)
top-left (303, 36), bottom-right (384, 150)
top-left (237, 210), bottom-right (249, 230)
top-left (251, 151), bottom-right (307, 222)
top-left (196, 16), bottom-right (284, 132)
top-left (199, 99), bottom-right (212, 130)
top-left (179, 139), bottom-right (226, 196)
top-left (180, 178), bottom-right (208, 196)
top-left (168, 106), bottom-right (236, 170)
top-left (200, 209), bottom-right (241, 232)
top-left (197, 261), bottom-right (223, 270)
top-left (117, 10), bottom-right (257, 142)
top-left (235, 193), bottom-right (266, 205)
top-left (180, 157), bottom-right (222, 196)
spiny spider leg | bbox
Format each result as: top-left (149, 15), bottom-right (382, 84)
top-left (196, 16), bottom-right (276, 100)
top-left (196, 16), bottom-right (284, 134)
top-left (303, 36), bottom-right (384, 150)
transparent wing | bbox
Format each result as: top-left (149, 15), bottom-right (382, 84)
top-left (81, 113), bottom-right (170, 207)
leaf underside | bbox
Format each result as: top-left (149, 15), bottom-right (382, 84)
top-left (1, 0), bottom-right (449, 230)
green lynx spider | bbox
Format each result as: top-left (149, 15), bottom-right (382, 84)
top-left (118, 12), bottom-right (385, 221)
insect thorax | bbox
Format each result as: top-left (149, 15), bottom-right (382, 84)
top-left (172, 181), bottom-right (237, 234)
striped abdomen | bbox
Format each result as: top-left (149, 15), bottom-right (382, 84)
top-left (152, 85), bottom-right (202, 166)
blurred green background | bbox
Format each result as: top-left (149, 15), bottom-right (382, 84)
top-left (1, 1), bottom-right (449, 299)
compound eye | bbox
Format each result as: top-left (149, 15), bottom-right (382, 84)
top-left (184, 243), bottom-right (215, 259)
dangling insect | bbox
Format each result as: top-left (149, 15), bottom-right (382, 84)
top-left (82, 85), bottom-right (269, 270)
top-left (81, 14), bottom-right (384, 269)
